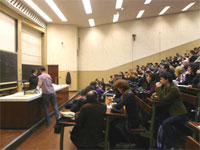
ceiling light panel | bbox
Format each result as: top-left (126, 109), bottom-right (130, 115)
top-left (82, 0), bottom-right (92, 14)
top-left (144, 0), bottom-right (152, 5)
top-left (182, 2), bottom-right (195, 11)
top-left (24, 0), bottom-right (52, 22)
top-left (45, 0), bottom-right (67, 21)
top-left (88, 19), bottom-right (95, 27)
top-left (136, 10), bottom-right (145, 18)
top-left (6, 0), bottom-right (46, 28)
top-left (159, 6), bottom-right (170, 15)
top-left (116, 0), bottom-right (123, 9)
top-left (113, 13), bottom-right (119, 22)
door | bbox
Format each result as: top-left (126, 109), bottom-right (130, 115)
top-left (48, 65), bottom-right (59, 84)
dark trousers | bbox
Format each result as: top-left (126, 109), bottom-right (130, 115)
top-left (162, 114), bottom-right (186, 148)
top-left (42, 93), bottom-right (59, 125)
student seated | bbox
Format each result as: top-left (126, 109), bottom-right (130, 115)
top-left (90, 81), bottom-right (104, 102)
top-left (70, 90), bottom-right (106, 149)
top-left (192, 69), bottom-right (200, 88)
top-left (145, 73), bottom-right (156, 96)
top-left (174, 66), bottom-right (185, 85)
top-left (109, 79), bottom-right (142, 145)
top-left (155, 72), bottom-right (187, 149)
top-left (68, 86), bottom-right (94, 112)
top-left (182, 63), bottom-right (198, 85)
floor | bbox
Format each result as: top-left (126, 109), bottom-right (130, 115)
top-left (0, 130), bottom-right (26, 149)
top-left (0, 92), bottom-right (78, 150)
top-left (16, 111), bottom-right (76, 150)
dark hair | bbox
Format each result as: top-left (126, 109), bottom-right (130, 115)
top-left (90, 81), bottom-right (97, 89)
top-left (32, 68), bottom-right (38, 74)
top-left (162, 63), bottom-right (170, 71)
top-left (86, 90), bottom-right (98, 103)
top-left (113, 79), bottom-right (129, 91)
top-left (148, 73), bottom-right (156, 81)
top-left (80, 89), bottom-right (86, 96)
top-left (84, 86), bottom-right (95, 95)
top-left (40, 66), bottom-right (46, 72)
top-left (190, 50), bottom-right (195, 55)
top-left (160, 72), bottom-right (173, 83)
top-left (189, 63), bottom-right (199, 75)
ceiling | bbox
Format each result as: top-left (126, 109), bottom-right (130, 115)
top-left (3, 0), bottom-right (200, 28)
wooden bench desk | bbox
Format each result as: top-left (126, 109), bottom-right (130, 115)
top-left (135, 95), bottom-right (169, 149)
top-left (104, 108), bottom-right (126, 150)
top-left (187, 121), bottom-right (200, 141)
top-left (185, 136), bottom-right (200, 150)
top-left (59, 121), bottom-right (76, 150)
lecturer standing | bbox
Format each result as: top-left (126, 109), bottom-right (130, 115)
top-left (38, 66), bottom-right (59, 125)
top-left (29, 69), bottom-right (38, 90)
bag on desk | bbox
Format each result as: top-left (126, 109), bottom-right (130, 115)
top-left (54, 112), bottom-right (75, 134)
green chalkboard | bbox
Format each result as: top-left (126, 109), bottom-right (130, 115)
top-left (0, 51), bottom-right (17, 83)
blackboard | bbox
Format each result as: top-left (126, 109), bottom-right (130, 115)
top-left (22, 64), bottom-right (41, 81)
top-left (0, 51), bottom-right (17, 83)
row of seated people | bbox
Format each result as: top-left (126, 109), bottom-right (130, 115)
top-left (60, 47), bottom-right (199, 149)
top-left (61, 75), bottom-right (189, 149)
top-left (63, 79), bottom-right (144, 149)
top-left (104, 47), bottom-right (200, 149)
top-left (109, 47), bottom-right (200, 90)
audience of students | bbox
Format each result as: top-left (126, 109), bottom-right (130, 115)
top-left (66, 46), bottom-right (199, 149)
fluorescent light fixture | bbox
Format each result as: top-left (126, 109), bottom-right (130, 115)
top-left (136, 10), bottom-right (145, 18)
top-left (159, 6), bottom-right (170, 15)
top-left (182, 2), bottom-right (195, 11)
top-left (88, 19), bottom-right (95, 27)
top-left (45, 0), bottom-right (67, 21)
top-left (24, 0), bottom-right (52, 22)
top-left (116, 0), bottom-right (123, 9)
top-left (113, 13), bottom-right (119, 22)
top-left (82, 0), bottom-right (92, 14)
top-left (144, 0), bottom-right (152, 5)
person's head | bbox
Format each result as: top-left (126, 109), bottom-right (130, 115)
top-left (113, 79), bottom-right (129, 94)
top-left (84, 86), bottom-right (95, 95)
top-left (190, 50), bottom-right (195, 56)
top-left (32, 68), bottom-right (38, 75)
top-left (188, 63), bottom-right (199, 74)
top-left (86, 90), bottom-right (98, 103)
top-left (161, 63), bottom-right (170, 72)
top-left (159, 72), bottom-right (173, 86)
top-left (80, 89), bottom-right (86, 96)
top-left (146, 73), bottom-right (156, 82)
top-left (182, 59), bottom-right (189, 66)
top-left (175, 66), bottom-right (185, 77)
top-left (39, 66), bottom-right (46, 73)
top-left (90, 81), bottom-right (98, 89)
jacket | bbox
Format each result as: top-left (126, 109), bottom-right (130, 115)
top-left (66, 72), bottom-right (71, 84)
top-left (29, 74), bottom-right (38, 90)
top-left (70, 102), bottom-right (106, 149)
top-left (113, 88), bottom-right (141, 128)
top-left (155, 83), bottom-right (187, 116)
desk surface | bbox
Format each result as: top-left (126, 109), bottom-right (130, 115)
top-left (188, 122), bottom-right (200, 132)
top-left (106, 108), bottom-right (126, 117)
top-left (0, 84), bottom-right (69, 102)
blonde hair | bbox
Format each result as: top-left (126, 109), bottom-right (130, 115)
top-left (175, 66), bottom-right (185, 77)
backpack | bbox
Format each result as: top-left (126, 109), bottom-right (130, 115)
top-left (157, 125), bottom-right (166, 149)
